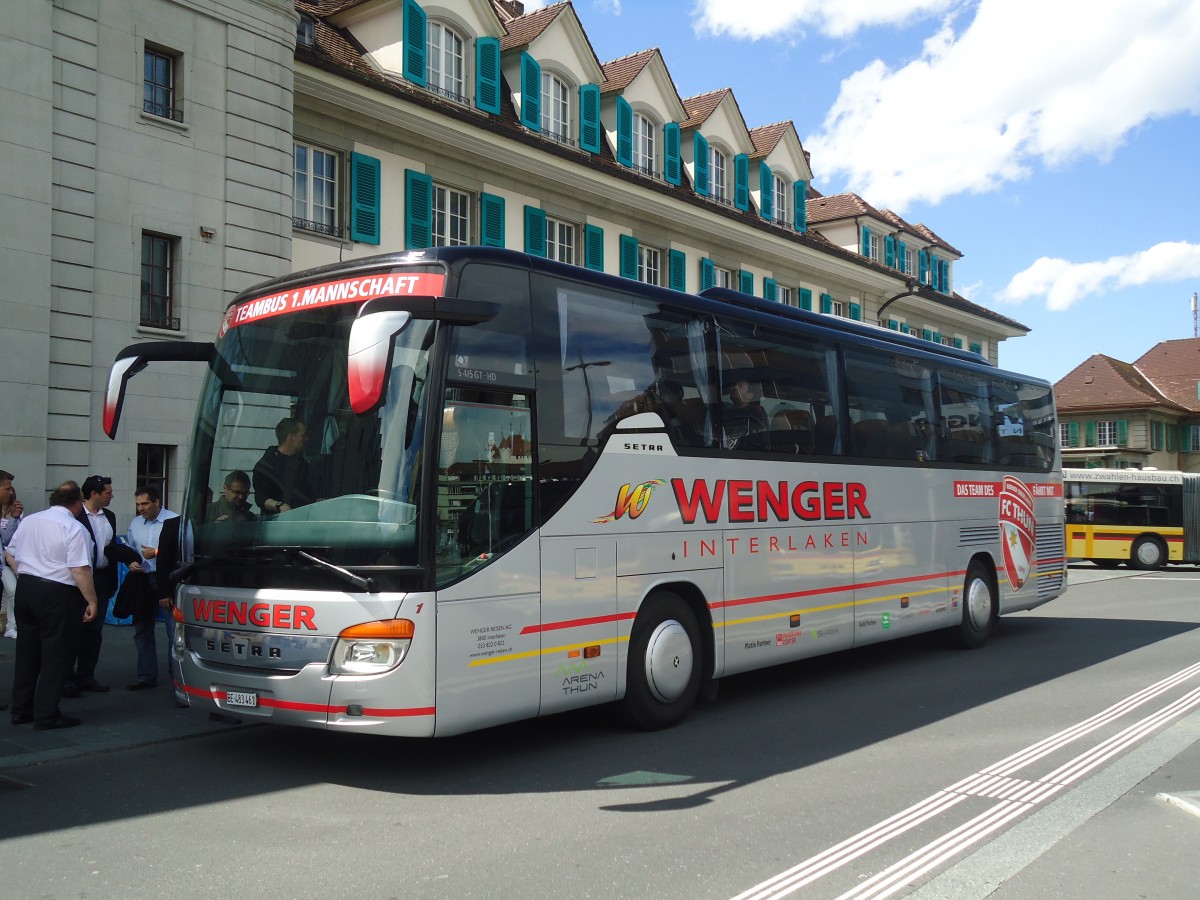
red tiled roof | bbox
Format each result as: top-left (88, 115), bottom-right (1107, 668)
top-left (808, 194), bottom-right (962, 257)
top-left (681, 88), bottom-right (730, 128)
top-left (748, 121), bottom-right (791, 159)
top-left (1132, 338), bottom-right (1200, 412)
top-left (601, 49), bottom-right (657, 93)
top-left (1053, 354), bottom-right (1184, 413)
top-left (500, 2), bottom-right (567, 51)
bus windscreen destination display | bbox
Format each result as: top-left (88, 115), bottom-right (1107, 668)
top-left (219, 271), bottom-right (446, 335)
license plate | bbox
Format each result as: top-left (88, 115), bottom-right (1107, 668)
top-left (225, 690), bottom-right (258, 708)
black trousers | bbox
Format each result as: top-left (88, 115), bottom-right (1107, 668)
top-left (72, 567), bottom-right (117, 686)
top-left (10, 574), bottom-right (85, 724)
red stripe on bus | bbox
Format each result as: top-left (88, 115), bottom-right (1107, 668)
top-left (521, 611), bottom-right (638, 635)
top-left (710, 569), bottom-right (967, 611)
top-left (1089, 532), bottom-right (1182, 544)
top-left (181, 684), bottom-right (433, 717)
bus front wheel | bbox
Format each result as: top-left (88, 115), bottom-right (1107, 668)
top-left (1129, 536), bottom-right (1166, 570)
top-left (951, 560), bottom-right (997, 650)
top-left (622, 593), bottom-right (702, 730)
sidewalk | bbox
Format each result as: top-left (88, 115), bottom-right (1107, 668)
top-left (0, 622), bottom-right (249, 772)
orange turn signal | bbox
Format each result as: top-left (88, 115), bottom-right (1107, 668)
top-left (172, 606), bottom-right (185, 623)
top-left (339, 619), bottom-right (415, 640)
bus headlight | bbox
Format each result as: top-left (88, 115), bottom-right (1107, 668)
top-left (330, 619), bottom-right (414, 675)
top-left (172, 606), bottom-right (186, 653)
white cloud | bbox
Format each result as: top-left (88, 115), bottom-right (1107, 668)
top-left (999, 242), bottom-right (1200, 311)
top-left (692, 0), bottom-right (953, 40)
top-left (804, 0), bottom-right (1200, 210)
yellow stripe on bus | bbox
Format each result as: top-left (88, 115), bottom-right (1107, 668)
top-left (467, 635), bottom-right (628, 668)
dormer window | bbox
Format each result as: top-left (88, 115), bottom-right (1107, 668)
top-left (541, 72), bottom-right (571, 145)
top-left (297, 15), bottom-right (315, 49)
top-left (632, 113), bottom-right (656, 178)
top-left (710, 147), bottom-right (728, 204)
top-left (773, 176), bottom-right (790, 227)
top-left (427, 22), bottom-right (465, 102)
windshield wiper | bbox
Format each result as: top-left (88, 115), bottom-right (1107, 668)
top-left (245, 545), bottom-right (378, 593)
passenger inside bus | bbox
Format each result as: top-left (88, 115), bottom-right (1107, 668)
top-left (723, 378), bottom-right (769, 449)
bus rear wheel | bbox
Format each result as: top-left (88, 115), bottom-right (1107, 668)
top-left (622, 593), bottom-right (702, 730)
top-left (1092, 559), bottom-right (1120, 569)
top-left (951, 560), bottom-right (997, 649)
top-left (1129, 536), bottom-right (1166, 570)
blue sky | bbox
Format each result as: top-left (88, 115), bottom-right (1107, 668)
top-left (527, 0), bottom-right (1200, 385)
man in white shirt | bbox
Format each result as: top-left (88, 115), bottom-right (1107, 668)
top-left (7, 481), bottom-right (99, 730)
top-left (125, 485), bottom-right (178, 690)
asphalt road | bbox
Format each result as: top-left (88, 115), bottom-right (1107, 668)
top-left (2, 562), bottom-right (1198, 899)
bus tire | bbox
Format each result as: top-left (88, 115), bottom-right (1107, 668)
top-left (1129, 536), bottom-right (1166, 570)
top-left (622, 593), bottom-right (702, 730)
top-left (951, 560), bottom-right (997, 650)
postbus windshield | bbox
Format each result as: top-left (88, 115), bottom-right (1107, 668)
top-left (183, 301), bottom-right (436, 570)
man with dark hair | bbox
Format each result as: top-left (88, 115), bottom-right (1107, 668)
top-left (63, 475), bottom-right (143, 695)
top-left (209, 470), bottom-right (257, 523)
top-left (253, 417), bottom-right (316, 515)
top-left (125, 485), bottom-right (178, 690)
top-left (7, 481), bottom-right (99, 730)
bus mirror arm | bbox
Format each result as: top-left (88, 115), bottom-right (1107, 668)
top-left (103, 340), bottom-right (214, 438)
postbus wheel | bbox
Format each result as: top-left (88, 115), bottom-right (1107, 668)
top-left (622, 593), bottom-right (702, 730)
top-left (951, 560), bottom-right (997, 650)
top-left (1092, 559), bottom-right (1121, 569)
top-left (1129, 536), bottom-right (1166, 570)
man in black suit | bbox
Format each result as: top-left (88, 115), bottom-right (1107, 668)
top-left (66, 475), bottom-right (142, 694)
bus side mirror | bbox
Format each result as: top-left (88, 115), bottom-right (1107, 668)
top-left (103, 341), bottom-right (215, 438)
top-left (348, 308), bottom-right (413, 415)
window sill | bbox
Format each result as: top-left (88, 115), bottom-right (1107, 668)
top-left (136, 323), bottom-right (186, 339)
top-left (138, 110), bottom-right (189, 134)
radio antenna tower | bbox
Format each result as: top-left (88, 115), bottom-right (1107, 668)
top-left (1193, 292), bottom-right (1198, 338)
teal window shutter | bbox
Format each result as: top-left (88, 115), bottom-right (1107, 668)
top-left (1085, 421), bottom-right (1096, 447)
top-left (619, 234), bottom-right (638, 279)
top-left (402, 0), bottom-right (427, 86)
top-left (1117, 420), bottom-right (1128, 446)
top-left (759, 161), bottom-right (773, 220)
top-left (932, 332), bottom-right (942, 344)
top-left (693, 133), bottom-right (709, 197)
top-left (794, 180), bottom-right (806, 232)
top-left (616, 96), bottom-right (633, 167)
top-left (520, 53), bottom-right (541, 132)
top-left (480, 192), bottom-right (505, 247)
top-left (919, 249), bottom-right (928, 283)
top-left (887, 319), bottom-right (898, 330)
top-left (849, 302), bottom-right (861, 321)
top-left (798, 287), bottom-right (812, 311)
top-left (969, 342), bottom-right (982, 355)
top-left (898, 241), bottom-right (908, 273)
top-left (1182, 425), bottom-right (1192, 453)
top-left (953, 338), bottom-right (963, 349)
top-left (941, 259), bottom-right (950, 293)
top-left (931, 255), bottom-right (940, 291)
top-left (663, 123), bottom-right (681, 185)
top-left (739, 269), bottom-right (753, 294)
top-left (885, 235), bottom-right (895, 268)
top-left (584, 224), bottom-right (604, 271)
top-left (1068, 422), bottom-right (1079, 448)
top-left (922, 328), bottom-right (933, 341)
top-left (579, 84), bottom-right (601, 153)
top-left (700, 257), bottom-right (714, 291)
top-left (733, 153), bottom-right (749, 210)
top-left (349, 152), bottom-right (381, 245)
top-left (820, 293), bottom-right (832, 314)
top-left (763, 277), bottom-right (777, 302)
top-left (475, 37), bottom-right (500, 114)
top-left (668, 249), bottom-right (686, 291)
top-left (523, 205), bottom-right (546, 257)
top-left (404, 168), bottom-right (432, 249)
top-left (860, 226), bottom-right (871, 257)
top-left (900, 323), bottom-right (910, 334)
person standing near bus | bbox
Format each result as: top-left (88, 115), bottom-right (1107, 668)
top-left (7, 481), bottom-right (99, 730)
top-left (125, 486), bottom-right (178, 690)
top-left (64, 475), bottom-right (142, 696)
top-left (253, 417), bottom-right (316, 515)
top-left (1, 468), bottom-right (23, 639)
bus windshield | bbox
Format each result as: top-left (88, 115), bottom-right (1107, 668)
top-left (184, 305), bottom-right (436, 569)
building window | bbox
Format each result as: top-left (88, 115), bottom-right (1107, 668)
top-left (143, 47), bottom-right (182, 122)
top-left (904, 249), bottom-right (914, 275)
top-left (427, 22), bottom-right (465, 102)
top-left (831, 299), bottom-right (845, 318)
top-left (866, 233), bottom-right (879, 261)
top-left (1189, 425), bottom-right (1200, 451)
top-left (137, 444), bottom-right (171, 508)
top-left (540, 73), bottom-right (571, 145)
top-left (293, 143), bottom-right (339, 236)
top-left (432, 184), bottom-right (470, 246)
top-left (1060, 423), bottom-right (1072, 448)
top-left (637, 246), bottom-right (661, 286)
top-left (778, 285), bottom-right (792, 306)
top-left (546, 217), bottom-right (576, 265)
top-left (1096, 420), bottom-right (1117, 445)
top-left (297, 16), bottom-right (315, 49)
top-left (773, 177), bottom-right (790, 226)
top-left (632, 113), bottom-right (656, 177)
top-left (710, 147), bottom-right (728, 203)
top-left (140, 232), bottom-right (179, 330)
top-left (713, 266), bottom-right (732, 289)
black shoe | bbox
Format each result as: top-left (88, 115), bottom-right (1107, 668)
top-left (79, 681), bottom-right (111, 693)
top-left (127, 681), bottom-right (156, 691)
top-left (60, 682), bottom-right (81, 698)
top-left (11, 712), bottom-right (33, 725)
top-left (34, 714), bottom-right (81, 731)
